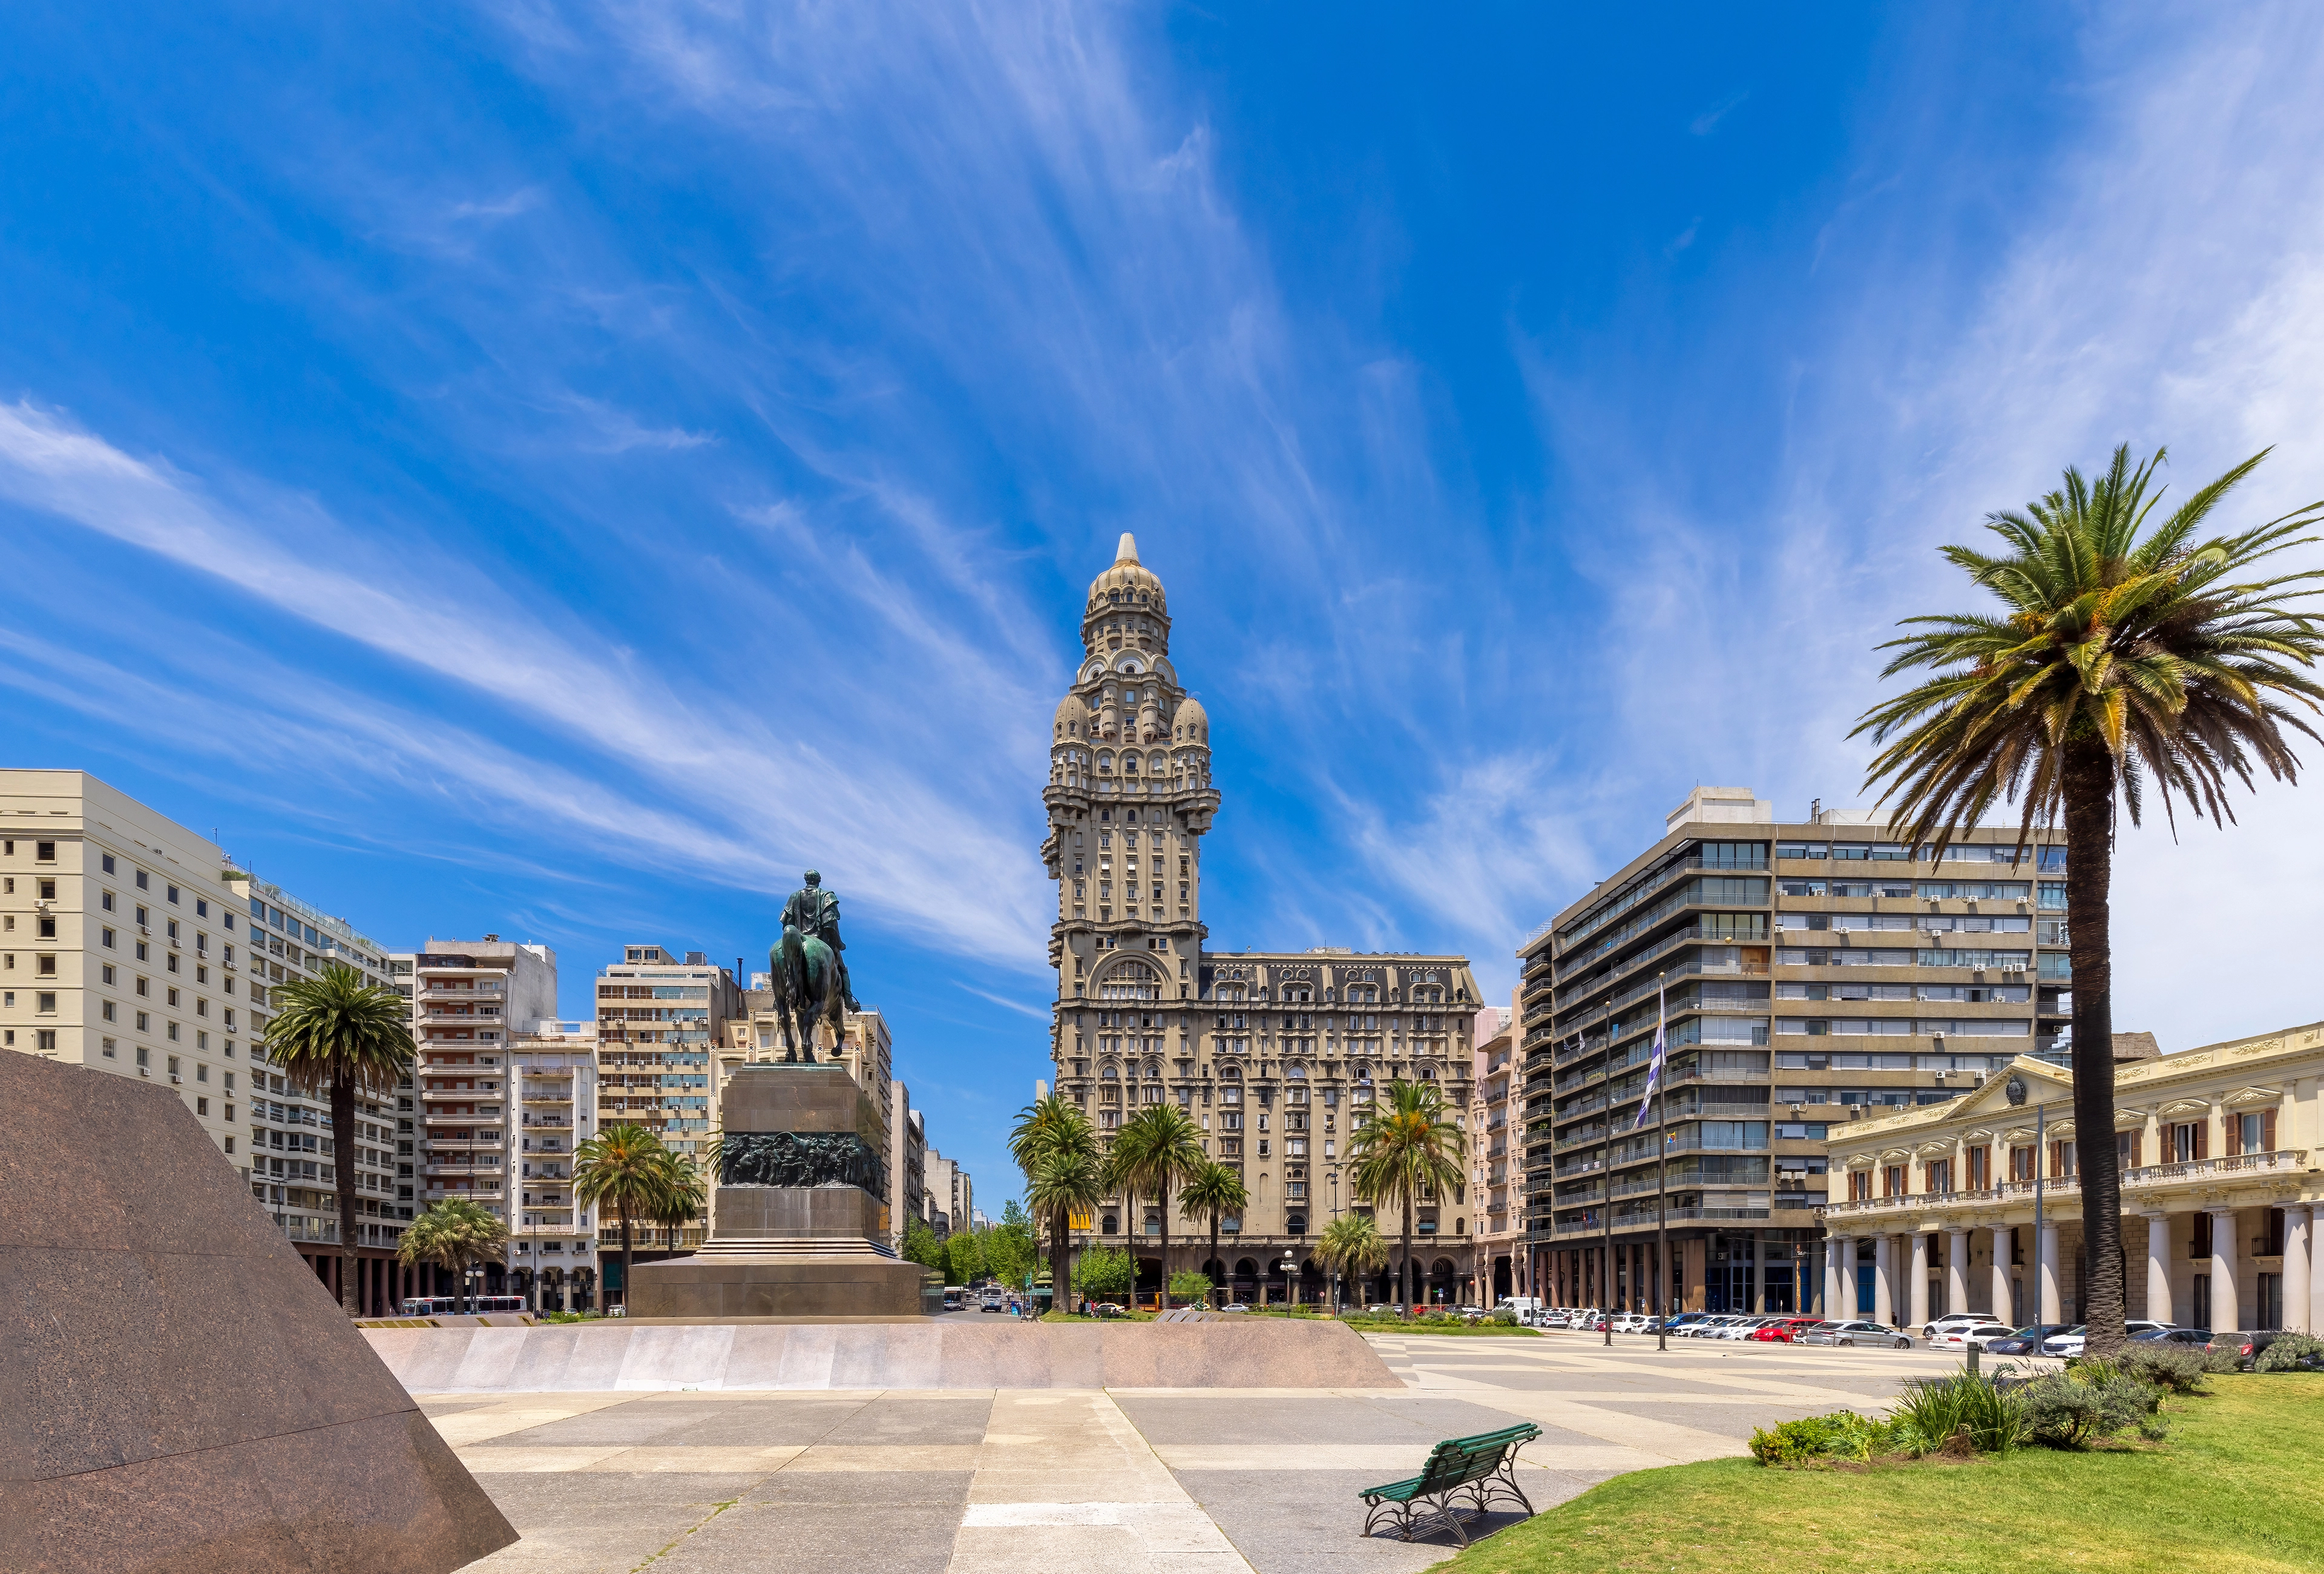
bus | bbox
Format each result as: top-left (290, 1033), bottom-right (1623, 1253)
top-left (401, 1295), bottom-right (527, 1316)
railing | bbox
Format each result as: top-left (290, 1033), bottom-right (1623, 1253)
top-left (2125, 1149), bottom-right (2309, 1185)
top-left (1819, 1188), bottom-right (2001, 1219)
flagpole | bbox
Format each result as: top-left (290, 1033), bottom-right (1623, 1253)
top-left (1595, 1031), bottom-right (1612, 1347)
top-left (1656, 972), bottom-right (1670, 1353)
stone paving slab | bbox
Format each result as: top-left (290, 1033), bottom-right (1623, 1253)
top-left (435, 1332), bottom-right (1971, 1573)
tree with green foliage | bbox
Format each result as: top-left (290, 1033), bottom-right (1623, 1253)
top-left (1855, 444), bottom-right (2324, 1355)
top-left (901, 1216), bottom-right (945, 1269)
top-left (1350, 1081), bottom-right (1465, 1313)
top-left (1011, 1093), bottom-right (1102, 1314)
top-left (1106, 1104), bottom-right (1205, 1307)
top-left (263, 961), bottom-right (416, 1315)
top-left (651, 1150), bottom-right (707, 1251)
top-left (1169, 1270), bottom-right (1215, 1306)
top-left (944, 1227), bottom-right (986, 1287)
top-left (396, 1198), bottom-right (508, 1314)
top-left (573, 1123), bottom-right (672, 1311)
top-left (1316, 1211), bottom-right (1390, 1311)
top-left (1074, 1245), bottom-right (1135, 1306)
top-left (1177, 1162), bottom-right (1249, 1308)
top-left (983, 1199), bottom-right (1040, 1293)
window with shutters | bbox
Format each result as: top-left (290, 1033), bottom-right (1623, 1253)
top-left (2116, 1129), bottom-right (2141, 1169)
top-left (2169, 1121), bottom-right (2206, 1163)
top-left (1848, 1170), bottom-right (1871, 1202)
top-left (1882, 1164), bottom-right (1906, 1198)
top-left (2228, 1109), bottom-right (2277, 1155)
top-left (2009, 1145), bottom-right (2035, 1182)
top-left (1966, 1144), bottom-right (1991, 1190)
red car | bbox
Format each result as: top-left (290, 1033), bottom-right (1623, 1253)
top-left (1747, 1317), bottom-right (1823, 1343)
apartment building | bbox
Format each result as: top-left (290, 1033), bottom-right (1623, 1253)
top-left (596, 945), bottom-right (743, 1190)
top-left (1466, 1000), bottom-right (1525, 1303)
top-left (1521, 785), bottom-right (2069, 1317)
top-left (890, 1081), bottom-right (928, 1254)
top-left (1823, 1021), bottom-right (2323, 1335)
top-left (508, 1021), bottom-right (600, 1311)
top-left (228, 871), bottom-right (410, 1302)
top-left (925, 1149), bottom-right (970, 1239)
top-left (2, 772), bottom-right (248, 1164)
top-left (1042, 537), bottom-right (1478, 1306)
top-left (393, 940), bottom-right (559, 1300)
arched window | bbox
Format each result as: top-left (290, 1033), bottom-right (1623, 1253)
top-left (1144, 1059), bottom-right (1162, 1079)
top-left (1220, 1064), bottom-right (1242, 1082)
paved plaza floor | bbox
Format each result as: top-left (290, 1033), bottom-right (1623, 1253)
top-left (433, 1332), bottom-right (1992, 1574)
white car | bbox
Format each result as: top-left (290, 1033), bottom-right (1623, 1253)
top-left (1610, 1312), bottom-right (1653, 1334)
top-left (1922, 1312), bottom-right (1989, 1341)
top-left (1677, 1314), bottom-right (1737, 1339)
top-left (2043, 1322), bottom-right (2167, 1357)
top-left (1928, 1321), bottom-right (2017, 1352)
top-left (1719, 1316), bottom-right (1778, 1340)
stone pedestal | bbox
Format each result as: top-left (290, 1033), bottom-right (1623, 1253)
top-left (0, 1049), bottom-right (517, 1572)
top-left (629, 1064), bottom-right (939, 1319)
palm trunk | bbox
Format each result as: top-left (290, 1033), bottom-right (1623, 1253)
top-left (1209, 1216), bottom-right (1221, 1309)
top-left (2064, 742), bottom-right (2127, 1354)
top-left (330, 1067), bottom-right (361, 1317)
top-left (1052, 1211), bottom-right (1071, 1317)
top-left (1157, 1184), bottom-right (1170, 1310)
top-left (1402, 1193), bottom-right (1415, 1319)
top-left (620, 1205), bottom-right (635, 1314)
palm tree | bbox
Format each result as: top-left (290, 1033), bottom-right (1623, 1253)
top-left (1011, 1093), bottom-right (1101, 1312)
top-left (397, 1198), bottom-right (508, 1314)
top-left (1025, 1145), bottom-right (1105, 1314)
top-left (263, 961), bottom-right (416, 1316)
top-left (573, 1123), bottom-right (672, 1311)
top-left (1856, 443), bottom-right (2324, 1355)
top-left (1178, 1162), bottom-right (1249, 1308)
top-left (651, 1150), bottom-right (707, 1252)
top-left (1350, 1081), bottom-right (1465, 1316)
top-left (1106, 1105), bottom-right (1206, 1309)
top-left (1316, 1212), bottom-right (1389, 1313)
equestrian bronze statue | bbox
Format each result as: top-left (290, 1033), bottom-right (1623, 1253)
top-left (767, 870), bottom-right (859, 1062)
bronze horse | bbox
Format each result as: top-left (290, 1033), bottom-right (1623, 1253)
top-left (767, 921), bottom-right (846, 1062)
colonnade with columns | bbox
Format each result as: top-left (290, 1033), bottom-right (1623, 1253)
top-left (1824, 1200), bottom-right (2321, 1333)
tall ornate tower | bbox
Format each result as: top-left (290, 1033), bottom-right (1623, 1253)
top-left (1043, 535), bottom-right (1219, 1098)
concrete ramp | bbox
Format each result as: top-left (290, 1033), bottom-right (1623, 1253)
top-left (364, 1317), bottom-right (1399, 1392)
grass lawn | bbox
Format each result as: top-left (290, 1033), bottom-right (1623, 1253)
top-left (1436, 1373), bottom-right (2324, 1574)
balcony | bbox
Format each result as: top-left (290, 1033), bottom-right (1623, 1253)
top-left (2124, 1149), bottom-right (2309, 1188)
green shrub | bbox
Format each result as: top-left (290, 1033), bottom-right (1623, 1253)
top-left (1750, 1411), bottom-right (1884, 1466)
top-left (2202, 1346), bottom-right (2245, 1373)
top-left (1167, 1270), bottom-right (1215, 1305)
top-left (2113, 1343), bottom-right (2211, 1395)
top-left (1891, 1371), bottom-right (2025, 1455)
top-left (2253, 1332), bottom-right (2324, 1372)
top-left (2015, 1370), bottom-right (2162, 1448)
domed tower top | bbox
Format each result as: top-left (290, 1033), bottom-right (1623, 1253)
top-left (1173, 693), bottom-right (1210, 746)
top-left (1054, 691), bottom-right (1089, 741)
top-left (1083, 532), bottom-right (1170, 657)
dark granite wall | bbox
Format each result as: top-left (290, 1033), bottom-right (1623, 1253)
top-left (0, 1051), bottom-right (517, 1573)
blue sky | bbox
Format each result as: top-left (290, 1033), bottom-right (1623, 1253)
top-left (8, 3), bottom-right (2324, 1197)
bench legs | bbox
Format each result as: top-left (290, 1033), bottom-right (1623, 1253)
top-left (1464, 1458), bottom-right (1535, 1517)
top-left (1362, 1491), bottom-right (1477, 1548)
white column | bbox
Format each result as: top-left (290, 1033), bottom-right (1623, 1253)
top-left (2310, 1205), bottom-right (2324, 1339)
top-left (2284, 1206), bottom-right (2313, 1335)
top-left (1946, 1228), bottom-right (1969, 1318)
top-left (1825, 1234), bottom-right (1848, 1316)
top-left (1873, 1234), bottom-right (1894, 1326)
top-left (1908, 1232), bottom-right (1931, 1331)
top-left (2210, 1207), bottom-right (2240, 1334)
top-left (2145, 1213), bottom-right (2173, 1327)
top-left (2038, 1222), bottom-right (2061, 1323)
top-left (1989, 1227), bottom-right (2014, 1324)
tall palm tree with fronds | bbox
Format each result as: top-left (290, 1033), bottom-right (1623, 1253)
top-left (1350, 1081), bottom-right (1466, 1316)
top-left (1855, 443), bottom-right (2324, 1356)
top-left (1316, 1212), bottom-right (1389, 1312)
top-left (397, 1197), bottom-right (508, 1314)
top-left (1011, 1093), bottom-right (1101, 1312)
top-left (573, 1124), bottom-right (672, 1311)
top-left (1178, 1162), bottom-right (1249, 1308)
top-left (1025, 1144), bottom-right (1105, 1314)
top-left (1106, 1104), bottom-right (1206, 1309)
top-left (651, 1150), bottom-right (708, 1252)
top-left (263, 961), bottom-right (416, 1316)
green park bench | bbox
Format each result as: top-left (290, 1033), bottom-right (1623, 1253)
top-left (1359, 1422), bottom-right (1542, 1547)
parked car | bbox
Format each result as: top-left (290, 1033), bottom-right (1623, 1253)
top-left (1660, 1311), bottom-right (1712, 1335)
top-left (1747, 1317), bottom-right (1825, 1343)
top-left (1820, 1320), bottom-right (1914, 1349)
top-left (1983, 1323), bottom-right (2072, 1355)
top-left (1218, 1303), bottom-right (1251, 1315)
top-left (1609, 1312), bottom-right (1653, 1334)
top-left (1922, 1312), bottom-right (1991, 1341)
top-left (2130, 1326), bottom-right (2210, 1346)
top-left (2208, 1331), bottom-right (2293, 1369)
top-left (1721, 1316), bottom-right (1782, 1340)
top-left (1929, 1321), bottom-right (2018, 1352)
top-left (2043, 1321), bottom-right (2168, 1357)
top-left (1796, 1321), bottom-right (1851, 1346)
top-left (1678, 1314), bottom-right (1740, 1339)
top-left (1091, 1302), bottom-right (1127, 1318)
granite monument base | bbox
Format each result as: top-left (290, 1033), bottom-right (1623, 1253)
top-left (0, 1050), bottom-right (517, 1573)
top-left (626, 1251), bottom-right (937, 1319)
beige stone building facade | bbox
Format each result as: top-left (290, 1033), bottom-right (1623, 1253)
top-left (1044, 537), bottom-right (1479, 1306)
top-left (1822, 1022), bottom-right (2324, 1334)
top-left (1466, 999), bottom-right (1525, 1303)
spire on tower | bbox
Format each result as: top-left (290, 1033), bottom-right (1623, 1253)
top-left (1116, 532), bottom-right (1140, 565)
